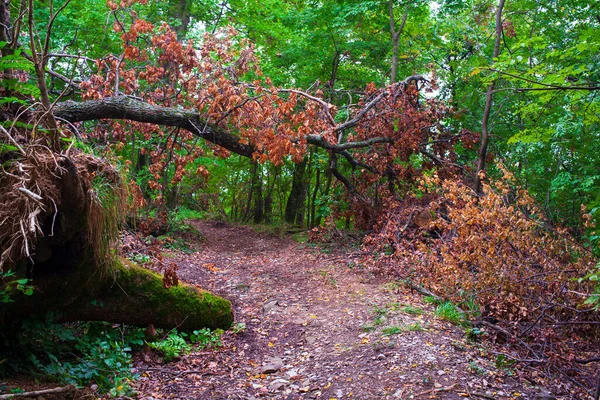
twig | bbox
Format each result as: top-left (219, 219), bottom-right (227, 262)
top-left (49, 196), bottom-right (57, 236)
top-left (595, 370), bottom-right (600, 400)
top-left (415, 383), bottom-right (457, 397)
top-left (138, 367), bottom-right (218, 377)
top-left (0, 385), bottom-right (73, 399)
top-left (18, 187), bottom-right (43, 202)
top-left (469, 392), bottom-right (496, 400)
top-left (575, 357), bottom-right (600, 364)
top-left (0, 125), bottom-right (26, 156)
top-left (480, 321), bottom-right (543, 361)
top-left (278, 88), bottom-right (336, 126)
top-left (19, 220), bottom-right (29, 258)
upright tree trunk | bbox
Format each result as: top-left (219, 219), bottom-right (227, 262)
top-left (389, 1), bottom-right (410, 84)
top-left (263, 166), bottom-right (278, 223)
top-left (315, 165), bottom-right (333, 227)
top-left (169, 0), bottom-right (191, 37)
top-left (310, 167), bottom-right (321, 228)
top-left (284, 159), bottom-right (308, 225)
top-left (243, 161), bottom-right (258, 222)
top-left (474, 0), bottom-right (505, 194)
top-left (252, 166), bottom-right (264, 224)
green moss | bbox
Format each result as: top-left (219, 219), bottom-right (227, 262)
top-left (3, 257), bottom-right (234, 332)
top-left (94, 259), bottom-right (234, 331)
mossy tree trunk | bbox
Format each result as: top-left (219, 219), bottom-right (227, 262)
top-left (2, 258), bottom-right (233, 331)
top-left (0, 155), bottom-right (233, 332)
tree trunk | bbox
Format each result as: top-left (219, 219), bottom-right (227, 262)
top-left (252, 164), bottom-right (264, 224)
top-left (474, 0), bottom-right (505, 194)
top-left (0, 151), bottom-right (233, 332)
top-left (3, 259), bottom-right (233, 331)
top-left (310, 167), bottom-right (320, 228)
top-left (284, 159), bottom-right (308, 225)
top-left (389, 1), bottom-right (410, 84)
top-left (169, 0), bottom-right (191, 37)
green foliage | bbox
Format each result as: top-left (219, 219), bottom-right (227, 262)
top-left (148, 328), bottom-right (223, 361)
top-left (0, 270), bottom-right (33, 303)
top-left (580, 263), bottom-right (600, 310)
top-left (465, 327), bottom-right (487, 343)
top-left (148, 330), bottom-right (191, 362)
top-left (1, 316), bottom-right (224, 394)
top-left (190, 328), bottom-right (223, 348)
top-left (401, 305), bottom-right (424, 315)
top-left (494, 354), bottom-right (516, 372)
top-left (1, 317), bottom-right (142, 395)
top-left (434, 301), bottom-right (467, 326)
top-left (231, 322), bottom-right (246, 334)
top-left (404, 322), bottom-right (423, 332)
top-left (423, 295), bottom-right (440, 305)
top-left (381, 326), bottom-right (403, 336)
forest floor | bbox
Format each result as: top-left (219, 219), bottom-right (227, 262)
top-left (130, 221), bottom-right (563, 400)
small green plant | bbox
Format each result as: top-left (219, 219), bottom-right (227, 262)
top-left (423, 295), bottom-right (440, 304)
top-left (401, 305), bottom-right (424, 315)
top-left (381, 322), bottom-right (423, 336)
top-left (372, 305), bottom-right (388, 325)
top-left (434, 301), bottom-right (467, 326)
top-left (381, 326), bottom-right (403, 336)
top-left (461, 297), bottom-right (481, 318)
top-left (5, 317), bottom-right (144, 395)
top-left (580, 263), bottom-right (600, 310)
top-left (362, 323), bottom-right (376, 332)
top-left (129, 252), bottom-right (151, 264)
top-left (1, 270), bottom-right (33, 303)
top-left (467, 361), bottom-right (488, 375)
top-left (148, 330), bottom-right (191, 361)
top-left (494, 354), bottom-right (517, 372)
top-left (405, 322), bottom-right (424, 331)
top-left (160, 236), bottom-right (195, 254)
top-left (189, 328), bottom-right (223, 348)
top-left (465, 326), bottom-right (487, 342)
top-left (231, 322), bottom-right (246, 334)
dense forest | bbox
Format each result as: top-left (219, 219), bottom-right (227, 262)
top-left (0, 0), bottom-right (599, 398)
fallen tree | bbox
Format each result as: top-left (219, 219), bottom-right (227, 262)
top-left (1, 1), bottom-right (436, 332)
top-left (4, 258), bottom-right (233, 331)
top-left (0, 147), bottom-right (233, 331)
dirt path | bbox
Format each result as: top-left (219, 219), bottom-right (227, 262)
top-left (134, 221), bottom-right (542, 399)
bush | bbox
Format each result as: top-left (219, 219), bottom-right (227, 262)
top-left (363, 167), bottom-right (599, 371)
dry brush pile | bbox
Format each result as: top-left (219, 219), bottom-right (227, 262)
top-left (362, 167), bottom-right (600, 386)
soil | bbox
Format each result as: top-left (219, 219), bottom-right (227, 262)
top-left (130, 221), bottom-right (564, 400)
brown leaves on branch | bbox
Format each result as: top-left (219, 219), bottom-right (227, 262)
top-left (76, 14), bottom-right (457, 207)
top-left (362, 166), bottom-right (599, 371)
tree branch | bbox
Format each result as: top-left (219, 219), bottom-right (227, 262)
top-left (53, 96), bottom-right (255, 157)
top-left (54, 97), bottom-right (397, 158)
top-left (0, 386), bottom-right (74, 399)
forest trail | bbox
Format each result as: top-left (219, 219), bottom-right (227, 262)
top-left (134, 221), bottom-right (536, 399)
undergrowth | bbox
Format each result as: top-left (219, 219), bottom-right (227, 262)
top-left (362, 166), bottom-right (600, 385)
top-left (0, 315), bottom-right (224, 396)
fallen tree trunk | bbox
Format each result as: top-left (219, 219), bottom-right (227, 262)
top-left (2, 258), bottom-right (234, 331)
top-left (0, 150), bottom-right (233, 332)
top-left (68, 259), bottom-right (234, 331)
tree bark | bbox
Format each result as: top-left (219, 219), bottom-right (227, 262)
top-left (474, 0), bottom-right (505, 194)
top-left (52, 96), bottom-right (396, 158)
top-left (169, 0), bottom-right (191, 37)
top-left (54, 97), bottom-right (256, 158)
top-left (3, 259), bottom-right (234, 331)
top-left (389, 1), bottom-right (410, 84)
top-left (284, 159), bottom-right (308, 225)
top-left (0, 151), bottom-right (233, 332)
